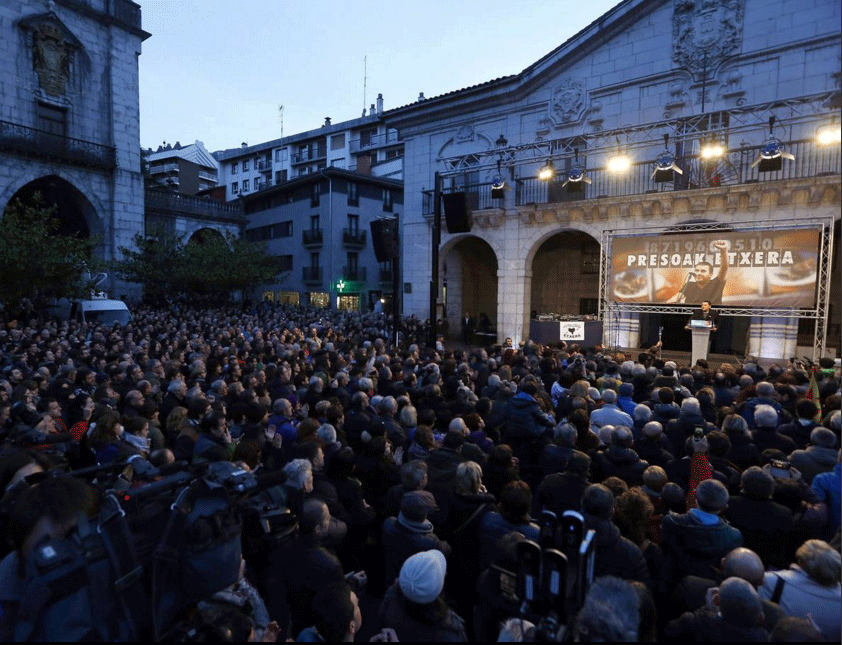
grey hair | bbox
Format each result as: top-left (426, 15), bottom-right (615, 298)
top-left (695, 479), bottom-right (729, 514)
top-left (796, 539), bottom-right (841, 586)
top-left (317, 423), bottom-right (337, 444)
top-left (753, 404), bottom-right (778, 429)
top-left (633, 404), bottom-right (652, 422)
top-left (680, 397), bottom-right (701, 414)
top-left (756, 381), bottom-right (775, 397)
top-left (283, 459), bottom-right (313, 490)
top-left (574, 576), bottom-right (640, 642)
top-left (631, 363), bottom-right (647, 377)
top-left (554, 422), bottom-right (578, 446)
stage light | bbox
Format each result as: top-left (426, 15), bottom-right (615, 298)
top-left (491, 158), bottom-right (506, 199)
top-left (562, 148), bottom-right (591, 192)
top-left (751, 116), bottom-right (794, 172)
top-left (817, 123), bottom-right (841, 146)
top-left (538, 158), bottom-right (555, 181)
top-left (607, 153), bottom-right (631, 172)
top-left (700, 141), bottom-right (725, 160)
top-left (652, 134), bottom-right (683, 182)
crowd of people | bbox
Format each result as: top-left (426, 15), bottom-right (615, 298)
top-left (0, 300), bottom-right (839, 641)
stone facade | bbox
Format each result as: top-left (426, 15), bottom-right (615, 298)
top-left (387, 0), bottom-right (841, 360)
top-left (0, 0), bottom-right (148, 298)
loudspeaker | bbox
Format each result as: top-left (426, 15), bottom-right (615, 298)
top-left (370, 218), bottom-right (399, 262)
top-left (442, 192), bottom-right (471, 234)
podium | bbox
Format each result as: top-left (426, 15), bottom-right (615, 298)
top-left (689, 323), bottom-right (712, 366)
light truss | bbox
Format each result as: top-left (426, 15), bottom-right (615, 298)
top-left (438, 91), bottom-right (839, 176)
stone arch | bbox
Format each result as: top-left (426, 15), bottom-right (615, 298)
top-left (187, 226), bottom-right (226, 245)
top-left (1, 173), bottom-right (105, 255)
top-left (528, 228), bottom-right (602, 318)
top-left (439, 234), bottom-right (499, 341)
top-left (522, 220), bottom-right (603, 270)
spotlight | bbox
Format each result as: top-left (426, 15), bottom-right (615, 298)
top-left (562, 148), bottom-right (591, 192)
top-left (538, 158), bottom-right (555, 181)
top-left (607, 153), bottom-right (631, 173)
top-left (700, 141), bottom-right (725, 160)
top-left (751, 116), bottom-right (794, 172)
top-left (817, 123), bottom-right (841, 146)
top-left (652, 134), bottom-right (683, 182)
top-left (491, 159), bottom-right (506, 199)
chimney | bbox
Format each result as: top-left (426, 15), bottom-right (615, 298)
top-left (370, 103), bottom-right (375, 116)
top-left (376, 93), bottom-right (383, 115)
top-left (418, 92), bottom-right (425, 101)
top-left (241, 142), bottom-right (248, 148)
top-left (324, 117), bottom-right (331, 127)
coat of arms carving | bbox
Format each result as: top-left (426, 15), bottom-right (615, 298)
top-left (32, 19), bottom-right (71, 97)
top-left (550, 79), bottom-right (586, 126)
top-left (673, 0), bottom-right (746, 80)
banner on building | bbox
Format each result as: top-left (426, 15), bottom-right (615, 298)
top-left (609, 228), bottom-right (820, 308)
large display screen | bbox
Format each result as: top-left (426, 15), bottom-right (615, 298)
top-left (609, 228), bottom-right (820, 307)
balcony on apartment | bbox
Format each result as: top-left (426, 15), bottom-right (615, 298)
top-left (342, 228), bottom-right (367, 248)
top-left (257, 159), bottom-right (273, 173)
top-left (302, 228), bottom-right (323, 247)
top-left (349, 130), bottom-right (402, 153)
top-left (291, 143), bottom-right (327, 165)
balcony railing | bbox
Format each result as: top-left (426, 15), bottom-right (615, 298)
top-left (302, 267), bottom-right (322, 284)
top-left (342, 266), bottom-right (366, 281)
top-left (257, 160), bottom-right (272, 172)
top-left (350, 130), bottom-right (402, 153)
top-left (149, 162), bottom-right (178, 174)
top-left (291, 147), bottom-right (327, 164)
top-left (144, 189), bottom-right (243, 221)
top-left (342, 228), bottom-right (367, 247)
top-left (422, 136), bottom-right (841, 215)
top-left (302, 228), bottom-right (323, 246)
top-left (0, 120), bottom-right (116, 171)
top-left (198, 170), bottom-right (217, 182)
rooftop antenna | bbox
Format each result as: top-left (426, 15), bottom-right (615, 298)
top-left (363, 55), bottom-right (367, 115)
top-left (278, 104), bottom-right (284, 138)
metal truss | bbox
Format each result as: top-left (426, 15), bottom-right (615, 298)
top-left (598, 218), bottom-right (836, 361)
top-left (438, 91), bottom-right (839, 176)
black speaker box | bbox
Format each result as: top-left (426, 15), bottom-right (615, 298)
top-left (442, 192), bottom-right (471, 234)
top-left (370, 218), bottom-right (399, 262)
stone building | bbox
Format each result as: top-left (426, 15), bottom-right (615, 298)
top-left (0, 0), bottom-right (148, 299)
top-left (387, 0), bottom-right (841, 360)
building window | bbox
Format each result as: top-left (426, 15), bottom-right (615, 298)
top-left (275, 169), bottom-right (287, 184)
top-left (231, 162), bottom-right (238, 174)
top-left (275, 148), bottom-right (288, 162)
top-left (231, 182), bottom-right (239, 194)
top-left (347, 252), bottom-right (359, 273)
top-left (383, 188), bottom-right (393, 212)
top-left (347, 182), bottom-right (359, 206)
top-left (331, 133), bottom-right (346, 150)
top-left (310, 214), bottom-right (320, 231)
top-left (279, 255), bottom-right (293, 272)
top-left (242, 178), bottom-right (250, 192)
top-left (310, 292), bottom-right (329, 308)
top-left (311, 183), bottom-right (321, 207)
top-left (360, 127), bottom-right (376, 148)
top-left (277, 291), bottom-right (299, 305)
top-left (385, 148), bottom-right (402, 160)
top-left (277, 221), bottom-right (292, 238)
top-left (243, 159), bottom-right (250, 172)
top-left (347, 214), bottom-right (359, 233)
top-left (36, 102), bottom-right (67, 137)
top-left (262, 291), bottom-right (275, 302)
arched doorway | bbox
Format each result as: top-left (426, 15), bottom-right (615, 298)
top-left (3, 175), bottom-right (99, 242)
top-left (443, 236), bottom-right (498, 343)
top-left (187, 227), bottom-right (225, 245)
top-left (530, 230), bottom-right (601, 317)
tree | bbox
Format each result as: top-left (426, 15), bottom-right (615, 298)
top-left (115, 228), bottom-right (280, 305)
top-left (0, 194), bottom-right (97, 320)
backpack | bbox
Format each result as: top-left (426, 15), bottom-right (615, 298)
top-left (13, 491), bottom-right (145, 641)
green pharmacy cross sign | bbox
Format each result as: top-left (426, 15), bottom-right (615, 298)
top-left (334, 279), bottom-right (363, 293)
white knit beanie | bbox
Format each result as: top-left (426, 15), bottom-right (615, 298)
top-left (398, 549), bottom-right (446, 604)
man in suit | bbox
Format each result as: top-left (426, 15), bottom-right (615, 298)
top-left (687, 300), bottom-right (719, 331)
top-left (461, 311), bottom-right (475, 345)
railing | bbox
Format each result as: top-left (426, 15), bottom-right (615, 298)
top-left (422, 136), bottom-right (841, 215)
top-left (291, 147), bottom-right (327, 164)
top-left (0, 120), bottom-right (116, 171)
top-left (350, 130), bottom-right (402, 153)
top-left (342, 228), bottom-right (367, 246)
top-left (302, 229), bottom-right (323, 246)
top-left (149, 162), bottom-right (178, 174)
top-left (302, 267), bottom-right (322, 283)
top-left (144, 189), bottom-right (243, 220)
top-left (257, 160), bottom-right (272, 172)
top-left (198, 170), bottom-right (217, 182)
top-left (342, 266), bottom-right (366, 281)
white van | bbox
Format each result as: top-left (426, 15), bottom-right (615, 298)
top-left (48, 295), bottom-right (132, 326)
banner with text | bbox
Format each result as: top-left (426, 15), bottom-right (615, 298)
top-left (609, 228), bottom-right (820, 307)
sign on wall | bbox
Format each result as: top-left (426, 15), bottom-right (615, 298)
top-left (609, 228), bottom-right (820, 308)
top-left (560, 320), bottom-right (585, 341)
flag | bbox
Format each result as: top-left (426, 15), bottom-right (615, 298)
top-left (805, 366), bottom-right (821, 422)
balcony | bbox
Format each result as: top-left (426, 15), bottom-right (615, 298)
top-left (198, 170), bottom-right (217, 182)
top-left (144, 189), bottom-right (244, 223)
top-left (302, 228), bottom-right (323, 247)
top-left (257, 159), bottom-right (272, 173)
top-left (342, 266), bottom-right (367, 281)
top-left (149, 162), bottom-right (178, 174)
top-left (342, 228), bottom-right (367, 248)
top-left (0, 120), bottom-right (116, 171)
top-left (302, 267), bottom-right (322, 284)
top-left (291, 147), bottom-right (327, 165)
top-left (350, 130), bottom-right (402, 153)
